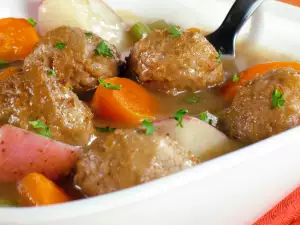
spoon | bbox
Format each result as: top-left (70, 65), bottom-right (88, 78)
top-left (206, 0), bottom-right (265, 57)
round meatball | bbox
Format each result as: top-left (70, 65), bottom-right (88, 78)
top-left (24, 26), bottom-right (119, 94)
top-left (220, 68), bottom-right (300, 144)
top-left (75, 129), bottom-right (198, 196)
top-left (128, 29), bottom-right (224, 95)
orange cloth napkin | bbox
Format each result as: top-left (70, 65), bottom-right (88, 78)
top-left (253, 186), bottom-right (300, 225)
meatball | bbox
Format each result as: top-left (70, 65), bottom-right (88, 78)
top-left (128, 29), bottom-right (224, 95)
top-left (220, 68), bottom-right (300, 144)
top-left (75, 129), bottom-right (197, 196)
top-left (24, 26), bottom-right (119, 94)
top-left (0, 65), bottom-right (94, 146)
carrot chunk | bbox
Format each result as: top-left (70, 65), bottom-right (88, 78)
top-left (0, 18), bottom-right (39, 61)
top-left (17, 173), bottom-right (70, 206)
top-left (91, 78), bottom-right (159, 126)
top-left (221, 62), bottom-right (300, 101)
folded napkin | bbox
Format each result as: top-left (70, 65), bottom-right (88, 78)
top-left (253, 186), bottom-right (300, 225)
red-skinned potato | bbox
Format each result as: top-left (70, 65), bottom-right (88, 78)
top-left (0, 125), bottom-right (81, 182)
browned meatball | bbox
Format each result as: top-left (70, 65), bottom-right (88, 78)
top-left (75, 129), bottom-right (198, 196)
top-left (128, 29), bottom-right (224, 95)
top-left (0, 65), bottom-right (94, 146)
top-left (24, 26), bottom-right (119, 94)
top-left (220, 68), bottom-right (300, 144)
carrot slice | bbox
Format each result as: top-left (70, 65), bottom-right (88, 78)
top-left (221, 62), bottom-right (300, 101)
top-left (0, 18), bottom-right (39, 61)
top-left (17, 173), bottom-right (70, 206)
top-left (0, 67), bottom-right (20, 81)
top-left (187, 27), bottom-right (201, 33)
top-left (91, 78), bottom-right (158, 126)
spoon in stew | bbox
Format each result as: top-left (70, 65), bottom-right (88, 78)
top-left (206, 0), bottom-right (265, 58)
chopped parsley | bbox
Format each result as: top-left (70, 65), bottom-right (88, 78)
top-left (0, 61), bottom-right (8, 68)
top-left (232, 73), bottom-right (240, 83)
top-left (98, 79), bottom-right (122, 90)
top-left (55, 43), bottom-right (66, 50)
top-left (172, 109), bottom-right (188, 128)
top-left (0, 200), bottom-right (18, 207)
top-left (96, 127), bottom-right (116, 133)
top-left (216, 50), bottom-right (223, 64)
top-left (186, 95), bottom-right (200, 103)
top-left (29, 120), bottom-right (51, 138)
top-left (142, 119), bottom-right (155, 135)
top-left (85, 32), bottom-right (93, 37)
top-left (199, 112), bottom-right (212, 124)
top-left (168, 25), bottom-right (182, 38)
top-left (27, 18), bottom-right (37, 27)
top-left (96, 40), bottom-right (113, 57)
top-left (48, 69), bottom-right (56, 78)
top-left (272, 88), bottom-right (285, 109)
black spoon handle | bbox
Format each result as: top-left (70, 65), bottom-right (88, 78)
top-left (206, 0), bottom-right (265, 55)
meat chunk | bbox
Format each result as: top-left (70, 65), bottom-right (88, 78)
top-left (220, 68), bottom-right (300, 144)
top-left (24, 26), bottom-right (119, 94)
top-left (0, 65), bottom-right (94, 146)
top-left (75, 129), bottom-right (197, 196)
top-left (128, 29), bottom-right (224, 95)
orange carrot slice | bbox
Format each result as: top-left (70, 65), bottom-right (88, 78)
top-left (221, 62), bottom-right (300, 101)
top-left (17, 173), bottom-right (70, 206)
top-left (91, 77), bottom-right (158, 126)
top-left (0, 18), bottom-right (39, 61)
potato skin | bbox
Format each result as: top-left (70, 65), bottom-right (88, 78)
top-left (128, 29), bottom-right (224, 95)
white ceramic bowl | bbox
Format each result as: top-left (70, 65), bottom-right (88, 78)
top-left (1, 0), bottom-right (300, 224)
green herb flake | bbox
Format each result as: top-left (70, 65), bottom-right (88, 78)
top-left (96, 127), bottom-right (116, 133)
top-left (272, 88), bottom-right (285, 109)
top-left (172, 109), bottom-right (188, 128)
top-left (96, 40), bottom-right (114, 57)
top-left (55, 43), bottom-right (66, 50)
top-left (0, 60), bottom-right (8, 68)
top-left (232, 73), bottom-right (240, 83)
top-left (29, 120), bottom-right (51, 138)
top-left (199, 112), bottom-right (212, 124)
top-left (168, 26), bottom-right (182, 38)
top-left (216, 50), bottom-right (223, 64)
top-left (48, 69), bottom-right (56, 78)
top-left (186, 95), bottom-right (200, 104)
top-left (142, 119), bottom-right (155, 135)
top-left (98, 79), bottom-right (122, 90)
top-left (27, 17), bottom-right (37, 27)
top-left (85, 32), bottom-right (93, 37)
top-left (0, 200), bottom-right (18, 207)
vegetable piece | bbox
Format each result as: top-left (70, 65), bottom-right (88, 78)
top-left (0, 125), bottom-right (80, 182)
top-left (48, 68), bottom-right (56, 77)
top-left (29, 120), bottom-right (51, 138)
top-left (148, 20), bottom-right (170, 30)
top-left (38, 0), bottom-right (127, 50)
top-left (172, 109), bottom-right (188, 128)
top-left (17, 173), bottom-right (70, 206)
top-left (0, 67), bottom-right (20, 81)
top-left (272, 88), bottom-right (285, 108)
top-left (96, 41), bottom-right (114, 57)
top-left (98, 78), bottom-right (122, 90)
top-left (216, 50), bottom-right (223, 64)
top-left (154, 116), bottom-right (240, 161)
top-left (55, 42), bottom-right (66, 50)
top-left (232, 73), bottom-right (240, 83)
top-left (199, 111), bottom-right (218, 126)
top-left (27, 18), bottom-right (37, 27)
top-left (91, 77), bottom-right (158, 125)
top-left (221, 62), bottom-right (300, 101)
top-left (96, 127), bottom-right (116, 133)
top-left (0, 200), bottom-right (18, 207)
top-left (130, 22), bottom-right (152, 42)
top-left (186, 95), bottom-right (200, 103)
top-left (187, 27), bottom-right (201, 33)
top-left (0, 61), bottom-right (8, 68)
top-left (168, 25), bottom-right (182, 38)
top-left (0, 18), bottom-right (39, 61)
top-left (85, 32), bottom-right (93, 37)
top-left (142, 119), bottom-right (155, 135)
